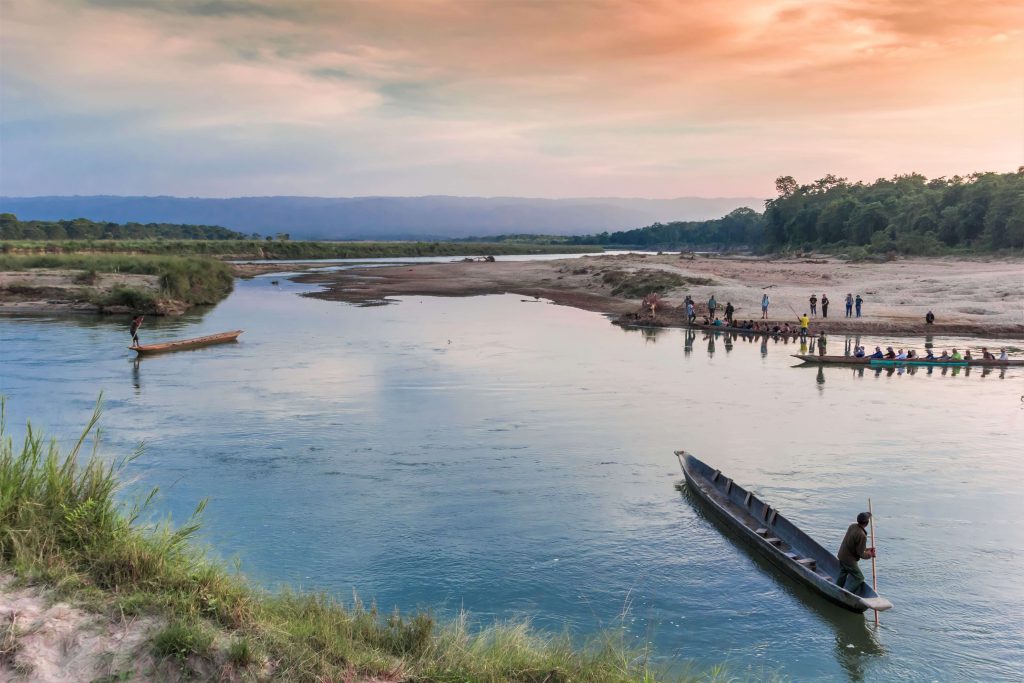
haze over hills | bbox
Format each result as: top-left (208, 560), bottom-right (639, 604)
top-left (0, 195), bottom-right (764, 240)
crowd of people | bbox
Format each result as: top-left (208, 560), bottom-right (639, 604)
top-left (851, 345), bottom-right (1008, 361)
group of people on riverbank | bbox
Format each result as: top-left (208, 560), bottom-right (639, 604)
top-left (807, 293), bottom-right (864, 318)
top-left (686, 291), bottom-right (868, 326)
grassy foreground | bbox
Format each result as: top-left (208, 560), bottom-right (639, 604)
top-left (0, 404), bottom-right (721, 682)
top-left (1, 239), bottom-right (598, 259)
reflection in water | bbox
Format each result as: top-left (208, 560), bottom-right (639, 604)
top-left (684, 329), bottom-right (695, 355)
top-left (817, 366), bottom-right (826, 385)
top-left (679, 488), bottom-right (885, 681)
top-left (640, 327), bottom-right (661, 343)
top-left (131, 358), bottom-right (141, 393)
top-left (706, 333), bottom-right (716, 356)
top-left (761, 336), bottom-right (769, 357)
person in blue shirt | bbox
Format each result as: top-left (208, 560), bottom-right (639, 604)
top-left (868, 346), bottom-right (884, 359)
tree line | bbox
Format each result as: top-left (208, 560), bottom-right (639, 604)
top-left (0, 214), bottom-right (250, 241)
top-left (565, 207), bottom-right (764, 248)
top-left (763, 171), bottom-right (1024, 253)
top-left (566, 171), bottom-right (1023, 253)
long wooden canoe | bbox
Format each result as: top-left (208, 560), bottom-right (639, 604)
top-left (869, 359), bottom-right (967, 367)
top-left (792, 354), bottom-right (1023, 367)
top-left (130, 330), bottom-right (243, 355)
top-left (792, 354), bottom-right (871, 365)
top-left (676, 451), bottom-right (893, 614)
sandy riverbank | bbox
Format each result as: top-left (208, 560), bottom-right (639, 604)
top-left (295, 253), bottom-right (1024, 337)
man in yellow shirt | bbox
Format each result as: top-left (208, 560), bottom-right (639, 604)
top-left (798, 313), bottom-right (810, 338)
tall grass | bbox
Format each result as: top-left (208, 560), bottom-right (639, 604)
top-left (0, 401), bottom-right (707, 682)
top-left (0, 253), bottom-right (233, 306)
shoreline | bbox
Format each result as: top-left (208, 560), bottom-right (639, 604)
top-left (294, 253), bottom-right (1024, 339)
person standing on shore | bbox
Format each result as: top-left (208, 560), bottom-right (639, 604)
top-left (926, 310), bottom-right (935, 325)
top-left (809, 294), bottom-right (817, 317)
top-left (821, 294), bottom-right (830, 319)
top-left (761, 293), bottom-right (769, 319)
top-left (686, 300), bottom-right (696, 324)
top-left (129, 315), bottom-right (144, 347)
top-left (724, 301), bottom-right (735, 325)
top-left (708, 294), bottom-right (717, 320)
top-left (845, 293), bottom-right (854, 317)
top-left (837, 512), bottom-right (876, 594)
top-left (855, 294), bottom-right (863, 317)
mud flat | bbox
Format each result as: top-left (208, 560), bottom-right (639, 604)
top-left (295, 253), bottom-right (1024, 337)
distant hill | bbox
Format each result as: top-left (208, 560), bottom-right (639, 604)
top-left (0, 195), bottom-right (764, 240)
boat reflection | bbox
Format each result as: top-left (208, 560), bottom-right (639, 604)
top-left (678, 486), bottom-right (885, 680)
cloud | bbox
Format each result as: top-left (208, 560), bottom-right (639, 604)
top-left (1, 0), bottom-right (1021, 197)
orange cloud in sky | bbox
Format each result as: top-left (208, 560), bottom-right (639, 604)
top-left (1, 0), bottom-right (1021, 196)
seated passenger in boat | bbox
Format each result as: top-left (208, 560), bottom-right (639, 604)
top-left (884, 347), bottom-right (896, 359)
top-left (964, 349), bottom-right (973, 360)
top-left (712, 317), bottom-right (723, 326)
top-left (939, 350), bottom-right (950, 360)
top-left (950, 349), bottom-right (963, 360)
top-left (982, 348), bottom-right (995, 360)
top-left (925, 349), bottom-right (936, 360)
top-left (869, 346), bottom-right (884, 359)
top-left (895, 349), bottom-right (907, 360)
top-left (854, 346), bottom-right (866, 358)
top-left (999, 348), bottom-right (1008, 360)
top-left (906, 349), bottom-right (917, 359)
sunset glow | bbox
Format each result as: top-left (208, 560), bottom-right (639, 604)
top-left (1, 0), bottom-right (1022, 197)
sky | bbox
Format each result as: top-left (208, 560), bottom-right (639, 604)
top-left (1, 0), bottom-right (1022, 198)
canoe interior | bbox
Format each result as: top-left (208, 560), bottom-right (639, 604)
top-left (132, 330), bottom-right (244, 355)
top-left (869, 359), bottom-right (967, 367)
top-left (676, 450), bottom-right (892, 614)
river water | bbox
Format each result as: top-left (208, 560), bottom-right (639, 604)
top-left (1, 263), bottom-right (1022, 681)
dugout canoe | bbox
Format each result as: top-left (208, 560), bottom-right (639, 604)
top-left (792, 354), bottom-right (871, 365)
top-left (130, 330), bottom-right (243, 355)
top-left (869, 359), bottom-right (967, 367)
top-left (676, 450), bottom-right (893, 614)
top-left (792, 354), bottom-right (1023, 367)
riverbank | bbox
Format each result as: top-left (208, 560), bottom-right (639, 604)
top-left (0, 254), bottom-right (234, 316)
top-left (296, 253), bottom-right (1024, 337)
top-left (0, 407), bottom-right (701, 682)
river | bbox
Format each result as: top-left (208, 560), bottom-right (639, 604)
top-left (1, 261), bottom-right (1021, 681)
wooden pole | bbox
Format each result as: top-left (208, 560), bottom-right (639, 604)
top-left (869, 498), bottom-right (879, 626)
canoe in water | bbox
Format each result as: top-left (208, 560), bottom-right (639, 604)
top-left (792, 354), bottom-right (871, 365)
top-left (869, 359), bottom-right (967, 367)
top-left (130, 330), bottom-right (243, 355)
top-left (676, 450), bottom-right (893, 614)
top-left (793, 354), bottom-right (1021, 367)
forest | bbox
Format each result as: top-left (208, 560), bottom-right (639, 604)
top-left (0, 214), bottom-right (249, 241)
top-left (570, 171), bottom-right (1024, 254)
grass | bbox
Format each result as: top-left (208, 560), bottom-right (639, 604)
top-left (0, 253), bottom-right (233, 308)
top-left (602, 269), bottom-right (714, 299)
top-left (1, 239), bottom-right (598, 259)
top-left (0, 400), bottom-right (716, 682)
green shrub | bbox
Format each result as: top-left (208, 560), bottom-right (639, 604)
top-left (152, 619), bottom-right (214, 663)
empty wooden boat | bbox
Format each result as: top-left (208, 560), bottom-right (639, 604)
top-left (676, 450), bottom-right (893, 614)
top-left (130, 330), bottom-right (244, 355)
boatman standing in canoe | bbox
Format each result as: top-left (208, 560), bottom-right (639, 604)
top-left (129, 315), bottom-right (144, 348)
top-left (836, 512), bottom-right (876, 593)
